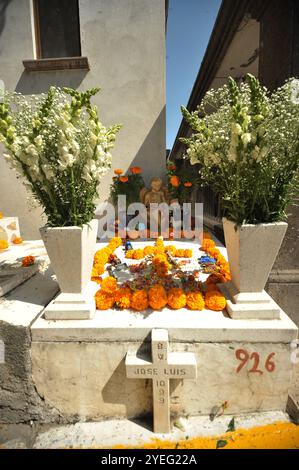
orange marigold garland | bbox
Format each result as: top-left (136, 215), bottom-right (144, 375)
top-left (205, 290), bottom-right (226, 311)
top-left (131, 289), bottom-right (149, 311)
top-left (148, 284), bottom-right (168, 310)
top-left (186, 291), bottom-right (205, 310)
top-left (167, 287), bottom-right (186, 309)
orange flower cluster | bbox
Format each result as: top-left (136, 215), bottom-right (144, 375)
top-left (153, 253), bottom-right (170, 277)
top-left (205, 290), bottom-right (227, 311)
top-left (22, 255), bottom-right (35, 267)
top-left (131, 289), bottom-right (149, 311)
top-left (201, 238), bottom-right (231, 282)
top-left (148, 284), bottom-right (168, 310)
top-left (0, 240), bottom-right (9, 250)
top-left (0, 211), bottom-right (3, 219)
top-left (170, 175), bottom-right (180, 187)
top-left (92, 237), bottom-right (122, 283)
top-left (115, 287), bottom-right (132, 309)
top-left (125, 244), bottom-right (193, 260)
top-left (130, 166), bottom-right (141, 175)
top-left (167, 288), bottom-right (186, 309)
top-left (186, 291), bottom-right (205, 310)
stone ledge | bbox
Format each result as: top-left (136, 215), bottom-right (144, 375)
top-left (23, 57), bottom-right (89, 72)
top-left (31, 309), bottom-right (298, 343)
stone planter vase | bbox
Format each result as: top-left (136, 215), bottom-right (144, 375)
top-left (220, 217), bottom-right (288, 319)
top-left (40, 219), bottom-right (98, 320)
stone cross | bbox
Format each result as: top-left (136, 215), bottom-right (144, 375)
top-left (125, 329), bottom-right (197, 433)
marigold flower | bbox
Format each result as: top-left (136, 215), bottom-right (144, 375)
top-left (0, 240), bottom-right (9, 250)
top-left (164, 245), bottom-right (176, 256)
top-left (115, 287), bottom-right (132, 309)
top-left (119, 176), bottom-right (128, 183)
top-left (114, 169), bottom-right (123, 175)
top-left (0, 212), bottom-right (3, 219)
top-left (91, 276), bottom-right (102, 285)
top-left (12, 237), bottom-right (23, 244)
top-left (201, 239), bottom-right (216, 252)
top-left (148, 284), bottom-right (167, 310)
top-left (94, 250), bottom-right (109, 265)
top-left (131, 289), bottom-right (149, 311)
top-left (175, 248), bottom-right (186, 258)
top-left (170, 175), bottom-right (180, 187)
top-left (144, 245), bottom-right (155, 256)
top-left (184, 182), bottom-right (193, 187)
top-left (125, 249), bottom-right (135, 259)
top-left (167, 288), bottom-right (186, 309)
top-left (92, 265), bottom-right (105, 277)
top-left (154, 246), bottom-right (165, 255)
top-left (184, 249), bottom-right (193, 258)
top-left (108, 236), bottom-right (122, 249)
top-left (22, 255), bottom-right (35, 267)
top-left (95, 289), bottom-right (115, 310)
top-left (205, 290), bottom-right (226, 311)
top-left (132, 248), bottom-right (144, 260)
top-left (203, 231), bottom-right (212, 240)
top-left (155, 237), bottom-right (164, 248)
top-left (101, 276), bottom-right (117, 294)
top-left (186, 291), bottom-right (205, 310)
top-left (130, 166), bottom-right (141, 174)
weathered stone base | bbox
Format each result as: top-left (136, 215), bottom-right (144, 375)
top-left (30, 309), bottom-right (298, 422)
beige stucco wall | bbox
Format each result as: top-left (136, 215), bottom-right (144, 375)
top-left (0, 0), bottom-right (166, 238)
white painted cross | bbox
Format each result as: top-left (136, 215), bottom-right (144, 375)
top-left (125, 329), bottom-right (197, 433)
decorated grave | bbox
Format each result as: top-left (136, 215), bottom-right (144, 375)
top-left (29, 235), bottom-right (297, 432)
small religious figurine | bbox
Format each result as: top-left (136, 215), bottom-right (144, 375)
top-left (140, 177), bottom-right (170, 231)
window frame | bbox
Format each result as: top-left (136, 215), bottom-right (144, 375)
top-left (32, 0), bottom-right (82, 60)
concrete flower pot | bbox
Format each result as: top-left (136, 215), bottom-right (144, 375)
top-left (40, 219), bottom-right (98, 320)
top-left (221, 217), bottom-right (288, 319)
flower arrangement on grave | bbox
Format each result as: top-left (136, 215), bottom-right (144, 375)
top-left (180, 75), bottom-right (299, 317)
top-left (110, 166), bottom-right (145, 208)
top-left (166, 160), bottom-right (200, 204)
top-left (0, 87), bottom-right (121, 227)
top-left (92, 235), bottom-right (229, 312)
top-left (180, 74), bottom-right (299, 224)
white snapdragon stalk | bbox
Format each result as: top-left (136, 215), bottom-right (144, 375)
top-left (0, 86), bottom-right (121, 226)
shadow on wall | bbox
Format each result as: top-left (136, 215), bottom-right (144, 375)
top-left (15, 69), bottom-right (89, 95)
top-left (0, 0), bottom-right (11, 37)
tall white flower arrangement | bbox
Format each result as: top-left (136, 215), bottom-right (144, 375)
top-left (0, 87), bottom-right (121, 226)
top-left (181, 74), bottom-right (299, 224)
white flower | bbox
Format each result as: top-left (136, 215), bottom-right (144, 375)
top-left (26, 143), bottom-right (39, 158)
top-left (59, 152), bottom-right (75, 169)
top-left (231, 123), bottom-right (242, 135)
top-left (42, 164), bottom-right (54, 180)
top-left (241, 133), bottom-right (251, 147)
top-left (34, 135), bottom-right (43, 147)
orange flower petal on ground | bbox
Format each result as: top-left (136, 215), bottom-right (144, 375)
top-left (0, 240), bottom-right (9, 250)
top-left (114, 169), bottom-right (123, 175)
top-left (131, 289), bottom-right (149, 311)
top-left (148, 284), bottom-right (168, 310)
top-left (186, 291), bottom-right (205, 310)
top-left (205, 290), bottom-right (226, 311)
top-left (101, 276), bottom-right (117, 294)
top-left (95, 289), bottom-right (115, 310)
top-left (167, 288), bottom-right (186, 309)
top-left (22, 255), bottom-right (35, 267)
top-left (170, 175), bottom-right (180, 187)
top-left (119, 176), bottom-right (128, 183)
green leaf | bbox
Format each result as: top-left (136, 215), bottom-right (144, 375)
top-left (226, 417), bottom-right (235, 432)
top-left (216, 439), bottom-right (228, 449)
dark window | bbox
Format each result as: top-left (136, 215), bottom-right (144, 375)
top-left (34, 0), bottom-right (81, 59)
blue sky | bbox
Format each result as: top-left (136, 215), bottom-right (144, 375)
top-left (166, 0), bottom-right (222, 149)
